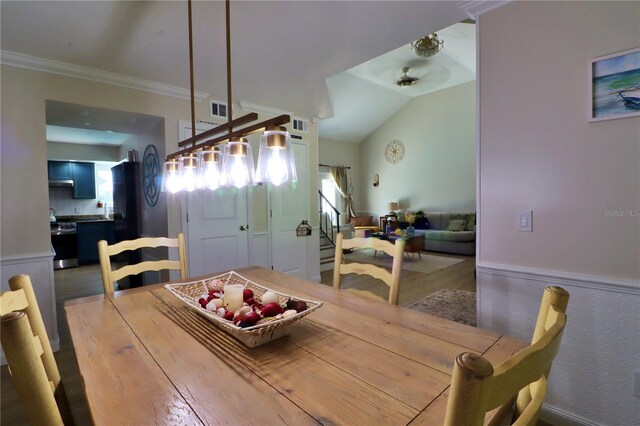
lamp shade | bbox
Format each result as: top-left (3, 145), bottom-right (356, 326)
top-left (198, 148), bottom-right (222, 190)
top-left (388, 202), bottom-right (399, 211)
top-left (161, 160), bottom-right (182, 193)
top-left (179, 153), bottom-right (200, 192)
top-left (221, 138), bottom-right (255, 188)
top-left (255, 126), bottom-right (297, 186)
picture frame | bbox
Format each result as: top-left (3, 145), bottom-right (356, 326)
top-left (589, 47), bottom-right (640, 122)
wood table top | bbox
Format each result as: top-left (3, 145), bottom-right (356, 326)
top-left (65, 266), bottom-right (525, 425)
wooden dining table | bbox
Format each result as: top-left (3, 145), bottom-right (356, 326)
top-left (65, 266), bottom-right (526, 425)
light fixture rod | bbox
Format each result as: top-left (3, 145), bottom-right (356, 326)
top-left (178, 112), bottom-right (258, 148)
top-left (226, 0), bottom-right (233, 139)
top-left (187, 0), bottom-right (196, 140)
top-left (169, 114), bottom-right (291, 159)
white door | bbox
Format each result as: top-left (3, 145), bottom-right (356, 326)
top-left (179, 121), bottom-right (250, 276)
top-left (186, 188), bottom-right (249, 276)
top-left (270, 141), bottom-right (311, 278)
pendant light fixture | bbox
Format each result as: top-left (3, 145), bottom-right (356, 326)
top-left (161, 0), bottom-right (298, 194)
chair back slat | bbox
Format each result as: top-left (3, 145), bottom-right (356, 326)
top-left (98, 233), bottom-right (188, 294)
top-left (333, 233), bottom-right (405, 305)
top-left (444, 286), bottom-right (570, 426)
top-left (0, 274), bottom-right (74, 425)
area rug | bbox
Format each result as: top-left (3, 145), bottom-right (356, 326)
top-left (405, 288), bottom-right (477, 326)
top-left (343, 248), bottom-right (463, 275)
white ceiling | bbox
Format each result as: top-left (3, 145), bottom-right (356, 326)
top-left (1, 1), bottom-right (472, 144)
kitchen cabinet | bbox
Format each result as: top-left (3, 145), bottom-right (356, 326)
top-left (48, 161), bottom-right (73, 180)
top-left (71, 162), bottom-right (96, 199)
top-left (47, 161), bottom-right (96, 199)
top-left (76, 221), bottom-right (115, 264)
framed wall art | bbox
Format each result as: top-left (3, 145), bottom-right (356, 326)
top-left (589, 47), bottom-right (640, 122)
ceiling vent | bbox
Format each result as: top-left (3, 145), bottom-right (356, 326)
top-left (210, 100), bottom-right (228, 118)
top-left (292, 118), bottom-right (309, 133)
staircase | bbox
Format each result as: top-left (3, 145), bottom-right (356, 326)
top-left (318, 190), bottom-right (340, 272)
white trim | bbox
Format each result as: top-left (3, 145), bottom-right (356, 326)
top-left (540, 404), bottom-right (599, 426)
top-left (458, 1), bottom-right (512, 19)
top-left (1, 50), bottom-right (209, 101)
top-left (477, 261), bottom-right (640, 294)
top-left (475, 13), bottom-right (481, 264)
top-left (1, 251), bottom-right (55, 263)
top-left (238, 101), bottom-right (292, 117)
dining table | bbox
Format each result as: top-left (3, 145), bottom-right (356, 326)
top-left (65, 266), bottom-right (526, 425)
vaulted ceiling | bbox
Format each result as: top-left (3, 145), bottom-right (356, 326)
top-left (1, 1), bottom-right (472, 143)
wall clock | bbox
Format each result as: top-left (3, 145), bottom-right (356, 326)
top-left (384, 139), bottom-right (405, 164)
top-left (142, 144), bottom-right (160, 207)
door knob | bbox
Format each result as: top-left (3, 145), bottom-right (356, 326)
top-left (240, 225), bottom-right (249, 231)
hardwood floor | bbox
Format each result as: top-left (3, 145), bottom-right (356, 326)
top-left (5, 253), bottom-right (560, 426)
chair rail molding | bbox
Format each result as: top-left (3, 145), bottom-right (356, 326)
top-left (0, 50), bottom-right (209, 101)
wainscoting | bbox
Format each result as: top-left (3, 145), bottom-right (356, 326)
top-left (477, 262), bottom-right (640, 426)
top-left (1, 251), bottom-right (59, 364)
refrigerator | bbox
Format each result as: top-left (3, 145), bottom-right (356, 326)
top-left (112, 161), bottom-right (142, 288)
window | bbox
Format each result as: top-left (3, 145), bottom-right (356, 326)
top-left (321, 177), bottom-right (337, 213)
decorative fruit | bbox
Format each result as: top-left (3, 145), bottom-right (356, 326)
top-left (245, 297), bottom-right (255, 306)
top-left (223, 311), bottom-right (235, 321)
top-left (243, 289), bottom-right (254, 301)
top-left (261, 302), bottom-right (284, 317)
top-left (395, 228), bottom-right (403, 236)
top-left (261, 290), bottom-right (280, 305)
top-left (243, 312), bottom-right (260, 325)
top-left (198, 297), bottom-right (208, 308)
top-left (286, 299), bottom-right (308, 313)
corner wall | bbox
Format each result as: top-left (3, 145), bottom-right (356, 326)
top-left (359, 81), bottom-right (476, 217)
top-left (478, 2), bottom-right (640, 424)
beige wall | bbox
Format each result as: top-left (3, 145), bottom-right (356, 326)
top-left (319, 138), bottom-right (362, 214)
top-left (478, 2), bottom-right (640, 424)
top-left (479, 1), bottom-right (639, 280)
top-left (359, 81), bottom-right (476, 217)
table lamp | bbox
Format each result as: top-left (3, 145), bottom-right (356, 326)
top-left (387, 202), bottom-right (399, 217)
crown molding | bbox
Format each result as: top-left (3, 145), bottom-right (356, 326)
top-left (238, 101), bottom-right (292, 117)
top-left (458, 1), bottom-right (511, 19)
top-left (0, 50), bottom-right (209, 101)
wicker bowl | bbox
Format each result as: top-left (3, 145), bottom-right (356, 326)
top-left (165, 271), bottom-right (322, 348)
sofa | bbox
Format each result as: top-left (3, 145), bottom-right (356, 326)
top-left (414, 212), bottom-right (476, 256)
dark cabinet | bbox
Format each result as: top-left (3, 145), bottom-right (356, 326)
top-left (48, 161), bottom-right (73, 180)
top-left (47, 161), bottom-right (96, 199)
top-left (71, 162), bottom-right (96, 199)
top-left (76, 221), bottom-right (115, 265)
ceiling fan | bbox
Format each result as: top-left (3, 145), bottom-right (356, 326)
top-left (396, 67), bottom-right (418, 87)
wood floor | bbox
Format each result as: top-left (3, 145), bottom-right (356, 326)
top-left (0, 252), bottom-right (488, 426)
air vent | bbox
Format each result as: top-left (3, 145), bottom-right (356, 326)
top-left (292, 118), bottom-right (309, 133)
top-left (210, 101), bottom-right (228, 118)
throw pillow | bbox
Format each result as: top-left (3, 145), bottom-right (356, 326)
top-left (447, 219), bottom-right (467, 232)
top-left (414, 217), bottom-right (429, 229)
top-left (351, 216), bottom-right (373, 227)
top-left (466, 213), bottom-right (476, 231)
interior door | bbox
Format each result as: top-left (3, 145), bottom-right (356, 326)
top-left (186, 188), bottom-right (249, 276)
top-left (180, 121), bottom-right (249, 276)
top-left (270, 141), bottom-right (310, 278)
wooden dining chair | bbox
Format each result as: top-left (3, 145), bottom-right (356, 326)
top-left (332, 232), bottom-right (405, 305)
top-left (0, 274), bottom-right (74, 426)
top-left (444, 286), bottom-right (570, 426)
top-left (98, 233), bottom-right (188, 294)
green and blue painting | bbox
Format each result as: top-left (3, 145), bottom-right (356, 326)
top-left (592, 49), bottom-right (640, 119)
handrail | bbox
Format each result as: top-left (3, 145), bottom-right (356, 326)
top-left (318, 190), bottom-right (340, 247)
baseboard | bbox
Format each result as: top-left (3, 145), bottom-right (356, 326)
top-left (540, 404), bottom-right (599, 426)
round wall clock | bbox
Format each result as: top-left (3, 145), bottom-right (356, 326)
top-left (384, 139), bottom-right (405, 164)
top-left (142, 144), bottom-right (160, 207)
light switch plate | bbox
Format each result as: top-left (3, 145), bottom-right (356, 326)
top-left (517, 210), bottom-right (533, 232)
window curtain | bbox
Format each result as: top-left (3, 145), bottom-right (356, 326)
top-left (329, 166), bottom-right (355, 219)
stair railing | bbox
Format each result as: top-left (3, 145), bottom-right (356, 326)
top-left (318, 190), bottom-right (340, 247)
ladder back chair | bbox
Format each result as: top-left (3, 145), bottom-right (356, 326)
top-left (332, 233), bottom-right (405, 305)
top-left (98, 233), bottom-right (188, 294)
top-left (0, 274), bottom-right (74, 426)
top-left (444, 286), bottom-right (570, 426)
